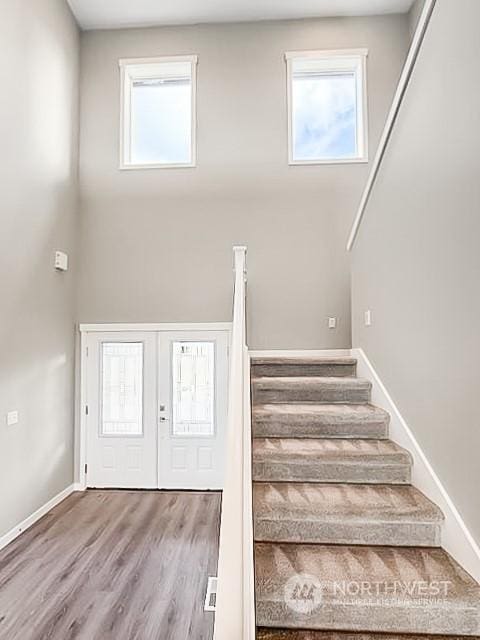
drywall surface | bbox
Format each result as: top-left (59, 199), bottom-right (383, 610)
top-left (408, 0), bottom-right (427, 36)
top-left (352, 0), bottom-right (480, 542)
top-left (0, 0), bottom-right (79, 536)
top-left (78, 15), bottom-right (409, 348)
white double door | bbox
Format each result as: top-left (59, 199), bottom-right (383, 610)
top-left (85, 330), bottom-right (228, 490)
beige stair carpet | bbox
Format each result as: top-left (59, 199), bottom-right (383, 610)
top-left (250, 357), bottom-right (480, 638)
top-left (253, 482), bottom-right (444, 546)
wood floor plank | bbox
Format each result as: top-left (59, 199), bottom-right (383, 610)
top-left (0, 490), bottom-right (221, 640)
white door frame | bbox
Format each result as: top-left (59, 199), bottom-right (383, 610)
top-left (78, 323), bottom-right (231, 490)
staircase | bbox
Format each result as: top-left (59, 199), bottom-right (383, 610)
top-left (251, 356), bottom-right (480, 638)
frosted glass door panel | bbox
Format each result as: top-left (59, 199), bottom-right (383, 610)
top-left (101, 342), bottom-right (144, 436)
top-left (172, 342), bottom-right (215, 436)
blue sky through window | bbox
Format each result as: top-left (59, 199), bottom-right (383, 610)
top-left (292, 72), bottom-right (357, 161)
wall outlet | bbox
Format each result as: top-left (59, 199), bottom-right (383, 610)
top-left (328, 317), bottom-right (337, 329)
top-left (55, 251), bottom-right (69, 272)
top-left (6, 411), bottom-right (19, 426)
top-left (364, 310), bottom-right (372, 327)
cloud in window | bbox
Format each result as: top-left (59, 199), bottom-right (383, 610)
top-left (293, 73), bottom-right (357, 161)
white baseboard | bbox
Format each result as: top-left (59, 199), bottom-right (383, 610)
top-left (353, 347), bottom-right (480, 583)
top-left (0, 484), bottom-right (79, 552)
top-left (249, 349), bottom-right (352, 358)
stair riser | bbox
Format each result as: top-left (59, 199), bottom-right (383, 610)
top-left (252, 364), bottom-right (356, 378)
top-left (252, 462), bottom-right (411, 484)
top-left (252, 421), bottom-right (388, 439)
top-left (256, 602), bottom-right (479, 636)
top-left (252, 387), bottom-right (371, 405)
top-left (254, 519), bottom-right (442, 547)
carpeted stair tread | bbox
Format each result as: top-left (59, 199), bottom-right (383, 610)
top-left (252, 438), bottom-right (412, 484)
top-left (251, 357), bottom-right (357, 378)
top-left (252, 403), bottom-right (389, 439)
top-left (252, 377), bottom-right (372, 405)
top-left (257, 630), bottom-right (480, 640)
top-left (253, 482), bottom-right (444, 546)
top-left (255, 543), bottom-right (480, 635)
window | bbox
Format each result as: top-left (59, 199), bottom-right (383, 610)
top-left (120, 56), bottom-right (197, 169)
top-left (172, 342), bottom-right (215, 437)
top-left (101, 342), bottom-right (144, 436)
top-left (286, 49), bottom-right (368, 164)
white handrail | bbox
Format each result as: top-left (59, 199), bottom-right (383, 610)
top-left (346, 0), bottom-right (437, 251)
top-left (213, 246), bottom-right (255, 640)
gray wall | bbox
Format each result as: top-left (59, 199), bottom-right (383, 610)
top-left (408, 0), bottom-right (427, 37)
top-left (0, 0), bottom-right (79, 537)
top-left (78, 16), bottom-right (409, 349)
top-left (351, 0), bottom-right (480, 542)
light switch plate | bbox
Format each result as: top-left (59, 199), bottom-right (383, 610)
top-left (328, 317), bottom-right (337, 329)
top-left (7, 411), bottom-right (19, 426)
top-left (365, 310), bottom-right (372, 326)
top-left (55, 251), bottom-right (69, 272)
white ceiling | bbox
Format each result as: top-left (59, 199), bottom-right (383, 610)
top-left (68, 0), bottom-right (416, 31)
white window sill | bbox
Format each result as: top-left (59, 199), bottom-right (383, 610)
top-left (119, 162), bottom-right (197, 171)
top-left (289, 156), bottom-right (369, 166)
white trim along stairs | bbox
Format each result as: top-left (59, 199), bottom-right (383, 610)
top-left (249, 350), bottom-right (480, 638)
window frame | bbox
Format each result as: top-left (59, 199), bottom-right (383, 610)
top-left (119, 55), bottom-right (198, 170)
top-left (285, 48), bottom-right (369, 166)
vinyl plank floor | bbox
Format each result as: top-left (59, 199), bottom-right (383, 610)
top-left (0, 490), bottom-right (221, 640)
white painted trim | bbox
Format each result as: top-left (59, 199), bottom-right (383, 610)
top-left (119, 55), bottom-right (198, 67)
top-left (249, 349), bottom-right (352, 358)
top-left (119, 55), bottom-right (198, 170)
top-left (119, 162), bottom-right (196, 171)
top-left (346, 0), bottom-right (437, 251)
top-left (285, 48), bottom-right (369, 60)
top-left (286, 49), bottom-right (369, 166)
top-left (289, 157), bottom-right (369, 166)
top-left (242, 349), bottom-right (256, 640)
top-left (79, 322), bottom-right (232, 333)
top-left (353, 347), bottom-right (480, 583)
top-left (214, 246), bottom-right (255, 640)
top-left (78, 330), bottom-right (88, 489)
top-left (0, 484), bottom-right (77, 552)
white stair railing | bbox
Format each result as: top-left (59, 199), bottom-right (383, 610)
top-left (213, 246), bottom-right (255, 640)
